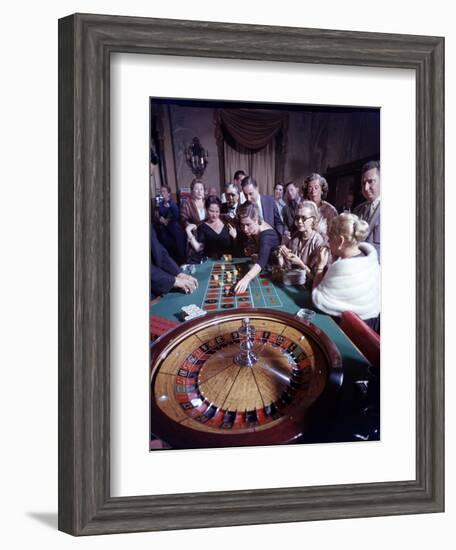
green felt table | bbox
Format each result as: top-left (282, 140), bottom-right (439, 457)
top-left (151, 258), bottom-right (365, 363)
top-left (150, 259), bottom-right (378, 443)
top-left (151, 259), bottom-right (362, 366)
top-left (151, 258), bottom-right (315, 316)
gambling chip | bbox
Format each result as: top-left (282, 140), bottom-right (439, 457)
top-left (180, 304), bottom-right (207, 321)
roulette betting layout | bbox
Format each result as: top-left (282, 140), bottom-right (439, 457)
top-left (150, 309), bottom-right (343, 449)
top-left (201, 261), bottom-right (283, 312)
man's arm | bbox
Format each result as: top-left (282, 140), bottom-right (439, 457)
top-left (150, 264), bottom-right (177, 299)
top-left (151, 226), bottom-right (182, 276)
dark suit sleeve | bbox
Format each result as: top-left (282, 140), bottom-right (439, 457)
top-left (150, 264), bottom-right (177, 299)
top-left (150, 227), bottom-right (182, 298)
top-left (160, 249), bottom-right (181, 276)
top-left (169, 200), bottom-right (179, 222)
top-left (151, 230), bottom-right (181, 276)
top-left (257, 230), bottom-right (280, 268)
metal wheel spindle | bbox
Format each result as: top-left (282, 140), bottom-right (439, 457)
top-left (234, 317), bottom-right (258, 367)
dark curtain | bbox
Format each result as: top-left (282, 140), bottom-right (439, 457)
top-left (218, 108), bottom-right (287, 151)
top-left (215, 109), bottom-right (288, 188)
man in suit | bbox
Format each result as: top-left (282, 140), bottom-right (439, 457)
top-left (353, 160), bottom-right (381, 262)
top-left (339, 191), bottom-right (355, 213)
top-left (274, 182), bottom-right (286, 222)
top-left (220, 183), bottom-right (240, 219)
top-left (240, 175), bottom-right (285, 235)
top-left (281, 181), bottom-right (302, 234)
top-left (150, 227), bottom-right (198, 298)
top-left (221, 170), bottom-right (247, 204)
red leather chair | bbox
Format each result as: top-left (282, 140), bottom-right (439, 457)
top-left (340, 311), bottom-right (380, 369)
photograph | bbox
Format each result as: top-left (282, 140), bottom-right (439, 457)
top-left (149, 98), bottom-right (381, 450)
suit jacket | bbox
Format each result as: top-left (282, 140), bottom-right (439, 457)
top-left (260, 195), bottom-right (285, 236)
top-left (150, 227), bottom-right (181, 298)
top-left (220, 202), bottom-right (239, 218)
top-left (353, 200), bottom-right (381, 262)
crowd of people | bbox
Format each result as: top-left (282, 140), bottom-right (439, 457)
top-left (151, 162), bottom-right (381, 331)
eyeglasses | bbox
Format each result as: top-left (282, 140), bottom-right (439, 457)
top-left (226, 193), bottom-right (237, 197)
top-left (295, 216), bottom-right (314, 222)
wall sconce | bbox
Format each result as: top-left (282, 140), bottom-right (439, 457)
top-left (185, 137), bottom-right (208, 178)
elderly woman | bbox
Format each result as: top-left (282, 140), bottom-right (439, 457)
top-left (277, 201), bottom-right (325, 285)
top-left (186, 196), bottom-right (237, 263)
top-left (234, 201), bottom-right (280, 295)
top-left (302, 173), bottom-right (337, 238)
top-left (312, 213), bottom-right (380, 329)
top-left (179, 179), bottom-right (207, 231)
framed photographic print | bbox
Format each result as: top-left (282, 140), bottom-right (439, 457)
top-left (58, 13), bottom-right (444, 535)
top-left (148, 97), bottom-right (380, 451)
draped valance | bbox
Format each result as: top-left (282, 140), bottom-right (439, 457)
top-left (217, 109), bottom-right (288, 151)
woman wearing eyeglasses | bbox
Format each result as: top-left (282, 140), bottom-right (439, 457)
top-left (277, 201), bottom-right (325, 285)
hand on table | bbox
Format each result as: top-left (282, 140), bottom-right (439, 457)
top-left (234, 277), bottom-right (249, 295)
top-left (174, 275), bottom-right (197, 294)
top-left (177, 272), bottom-right (198, 288)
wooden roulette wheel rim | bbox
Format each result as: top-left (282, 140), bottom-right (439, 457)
top-left (150, 308), bottom-right (343, 449)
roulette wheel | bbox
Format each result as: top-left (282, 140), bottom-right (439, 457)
top-left (150, 308), bottom-right (343, 449)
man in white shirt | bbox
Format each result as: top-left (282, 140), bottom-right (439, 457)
top-left (353, 160), bottom-right (381, 262)
top-left (221, 170), bottom-right (247, 204)
top-left (220, 183), bottom-right (241, 219)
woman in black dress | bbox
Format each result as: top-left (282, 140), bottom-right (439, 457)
top-left (234, 201), bottom-right (280, 295)
top-left (186, 196), bottom-right (237, 263)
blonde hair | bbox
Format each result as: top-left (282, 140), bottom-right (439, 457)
top-left (329, 213), bottom-right (369, 246)
top-left (302, 173), bottom-right (329, 200)
top-left (294, 201), bottom-right (320, 229)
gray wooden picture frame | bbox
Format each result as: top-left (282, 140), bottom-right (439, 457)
top-left (58, 13), bottom-right (445, 536)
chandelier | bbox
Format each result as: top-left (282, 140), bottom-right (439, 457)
top-left (185, 137), bottom-right (208, 178)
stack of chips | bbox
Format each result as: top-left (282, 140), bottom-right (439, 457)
top-left (180, 304), bottom-right (207, 321)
